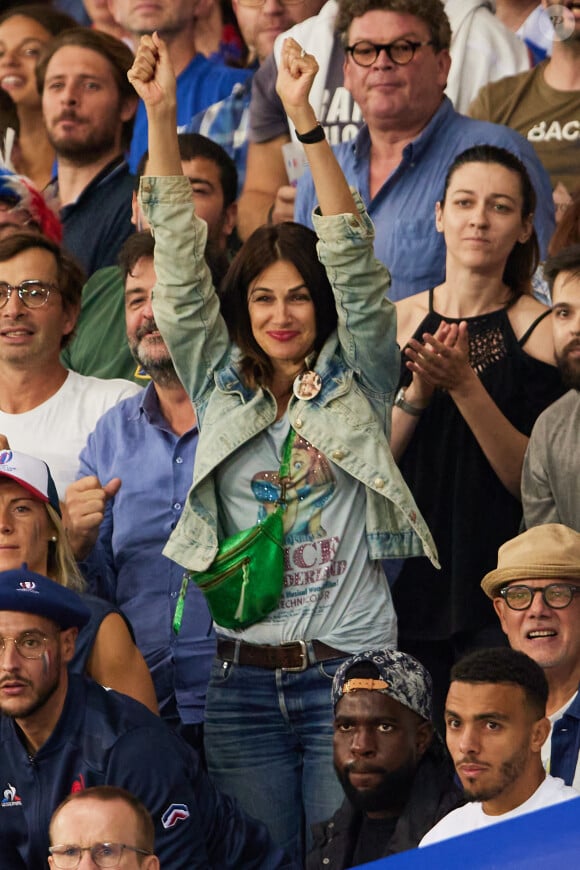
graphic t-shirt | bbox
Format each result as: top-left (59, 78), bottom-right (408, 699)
top-left (469, 63), bottom-right (580, 196)
top-left (215, 417), bottom-right (396, 649)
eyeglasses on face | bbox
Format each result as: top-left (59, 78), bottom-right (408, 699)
top-left (345, 38), bottom-right (435, 67)
top-left (0, 280), bottom-right (58, 309)
top-left (49, 842), bottom-right (154, 868)
top-left (0, 631), bottom-right (53, 660)
top-left (499, 583), bottom-right (580, 611)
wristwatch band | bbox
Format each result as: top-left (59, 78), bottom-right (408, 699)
top-left (394, 387), bottom-right (424, 417)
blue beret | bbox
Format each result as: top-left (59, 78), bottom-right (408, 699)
top-left (332, 649), bottom-right (433, 721)
top-left (0, 566), bottom-right (90, 630)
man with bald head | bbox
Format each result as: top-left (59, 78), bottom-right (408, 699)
top-left (49, 786), bottom-right (160, 870)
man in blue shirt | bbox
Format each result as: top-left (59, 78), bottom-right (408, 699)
top-left (0, 566), bottom-right (292, 870)
top-left (64, 232), bottom-right (214, 752)
top-left (37, 28), bottom-right (138, 277)
top-left (107, 0), bottom-right (253, 171)
top-left (188, 0), bottom-right (325, 193)
top-left (294, 0), bottom-right (554, 302)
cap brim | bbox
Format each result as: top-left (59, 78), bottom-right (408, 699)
top-left (0, 473), bottom-right (49, 505)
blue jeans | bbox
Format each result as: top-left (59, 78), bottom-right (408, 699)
top-left (204, 652), bottom-right (347, 865)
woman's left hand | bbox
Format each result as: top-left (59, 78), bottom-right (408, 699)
top-left (404, 320), bottom-right (476, 394)
top-left (276, 38), bottom-right (319, 131)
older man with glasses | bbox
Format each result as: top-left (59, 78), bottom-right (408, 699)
top-left (48, 786), bottom-right (160, 870)
top-left (483, 523), bottom-right (580, 789)
top-left (287, 0), bottom-right (554, 303)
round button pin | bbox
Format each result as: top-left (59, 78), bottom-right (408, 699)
top-left (293, 370), bottom-right (322, 400)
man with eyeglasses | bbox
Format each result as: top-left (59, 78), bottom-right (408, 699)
top-left (483, 524), bottom-right (580, 789)
top-left (0, 232), bottom-right (139, 500)
top-left (238, 0), bottom-right (531, 245)
top-left (287, 0), bottom-right (554, 302)
top-left (107, 0), bottom-right (252, 173)
top-left (0, 566), bottom-right (294, 869)
top-left (49, 786), bottom-right (160, 870)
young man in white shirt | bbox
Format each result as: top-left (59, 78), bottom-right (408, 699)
top-left (420, 647), bottom-right (579, 846)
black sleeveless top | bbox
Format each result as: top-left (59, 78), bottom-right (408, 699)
top-left (393, 291), bottom-right (563, 639)
top-left (69, 594), bottom-right (135, 676)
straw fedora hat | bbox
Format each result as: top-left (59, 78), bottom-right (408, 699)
top-left (481, 524), bottom-right (580, 599)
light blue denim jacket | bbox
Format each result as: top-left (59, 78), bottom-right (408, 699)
top-left (140, 176), bottom-right (438, 572)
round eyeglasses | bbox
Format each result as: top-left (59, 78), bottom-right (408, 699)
top-left (345, 39), bottom-right (435, 67)
top-left (0, 631), bottom-right (53, 660)
top-left (49, 843), bottom-right (154, 869)
top-left (0, 280), bottom-right (58, 309)
top-left (499, 583), bottom-right (580, 611)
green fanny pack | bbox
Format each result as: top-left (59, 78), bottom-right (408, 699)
top-left (173, 429), bottom-right (295, 632)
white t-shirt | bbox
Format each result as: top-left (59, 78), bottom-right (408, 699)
top-left (420, 775), bottom-right (579, 847)
top-left (0, 371), bottom-right (141, 498)
top-left (542, 692), bottom-right (580, 790)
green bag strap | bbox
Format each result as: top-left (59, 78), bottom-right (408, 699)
top-left (173, 426), bottom-right (296, 634)
top-left (277, 426), bottom-right (296, 507)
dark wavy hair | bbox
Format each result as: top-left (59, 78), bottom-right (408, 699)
top-left (440, 145), bottom-right (539, 300)
top-left (219, 222), bottom-right (338, 389)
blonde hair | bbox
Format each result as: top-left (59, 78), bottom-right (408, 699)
top-left (45, 504), bottom-right (86, 593)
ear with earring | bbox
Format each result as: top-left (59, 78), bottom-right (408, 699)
top-left (49, 536), bottom-right (57, 542)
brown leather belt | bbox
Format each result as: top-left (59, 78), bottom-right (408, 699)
top-left (216, 638), bottom-right (347, 672)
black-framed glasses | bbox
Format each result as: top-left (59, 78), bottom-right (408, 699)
top-left (0, 280), bottom-right (58, 309)
top-left (499, 583), bottom-right (580, 611)
top-left (345, 39), bottom-right (435, 67)
top-left (0, 631), bottom-right (53, 660)
top-left (49, 842), bottom-right (154, 868)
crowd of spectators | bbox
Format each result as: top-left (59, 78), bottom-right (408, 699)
top-left (0, 0), bottom-right (579, 867)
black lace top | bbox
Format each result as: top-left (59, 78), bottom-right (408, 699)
top-left (393, 290), bottom-right (563, 639)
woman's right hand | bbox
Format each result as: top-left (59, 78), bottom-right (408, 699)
top-left (276, 37), bottom-right (319, 135)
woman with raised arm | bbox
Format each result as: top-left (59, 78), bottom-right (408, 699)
top-left (391, 145), bottom-right (563, 724)
top-left (128, 33), bottom-right (436, 862)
